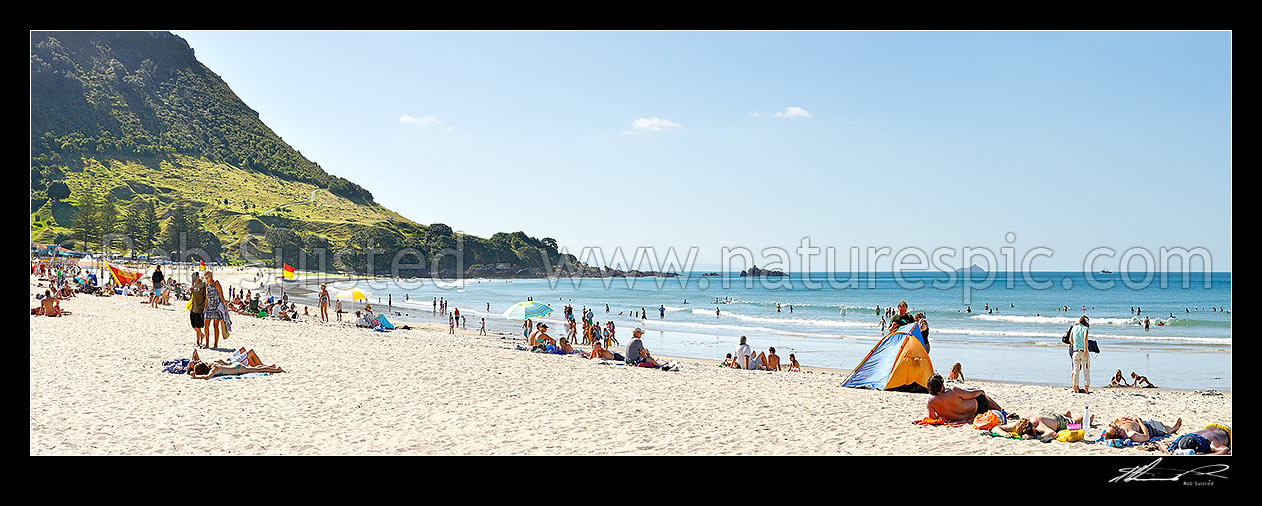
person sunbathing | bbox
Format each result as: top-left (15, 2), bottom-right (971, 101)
top-left (1102, 416), bottom-right (1181, 443)
top-left (926, 374), bottom-right (1003, 423)
top-left (764, 347), bottom-right (782, 371)
top-left (189, 360), bottom-right (284, 379)
top-left (995, 411), bottom-right (1093, 441)
top-left (1109, 369), bottom-right (1130, 387)
top-left (1130, 372), bottom-right (1157, 388)
top-left (948, 363), bottom-right (964, 381)
top-left (583, 341), bottom-right (620, 361)
top-left (32, 290), bottom-right (62, 316)
top-left (1155, 424), bottom-right (1230, 455)
top-left (557, 337), bottom-right (575, 354)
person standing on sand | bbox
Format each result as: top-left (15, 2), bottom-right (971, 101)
top-left (1070, 316), bottom-right (1091, 394)
top-left (189, 272), bottom-right (207, 348)
top-left (335, 299), bottom-right (343, 321)
top-left (319, 284), bottom-right (330, 323)
top-left (479, 318), bottom-right (486, 335)
top-left (449, 314), bottom-right (455, 334)
top-left (150, 265), bottom-right (164, 308)
top-left (202, 271), bottom-right (228, 348)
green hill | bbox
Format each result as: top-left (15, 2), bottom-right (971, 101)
top-left (30, 31), bottom-right (590, 276)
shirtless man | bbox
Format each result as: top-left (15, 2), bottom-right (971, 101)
top-left (583, 340), bottom-right (620, 361)
top-left (1102, 415), bottom-right (1181, 443)
top-left (1156, 424), bottom-right (1230, 455)
top-left (764, 347), bottom-right (782, 371)
top-left (188, 361), bottom-right (284, 379)
top-left (926, 374), bottom-right (1004, 423)
top-left (992, 411), bottom-right (1091, 441)
top-left (33, 290), bottom-right (61, 316)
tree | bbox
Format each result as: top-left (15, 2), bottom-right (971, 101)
top-left (141, 198), bottom-right (159, 252)
top-left (98, 195), bottom-right (119, 250)
top-left (71, 188), bottom-right (100, 249)
top-left (47, 181), bottom-right (71, 202)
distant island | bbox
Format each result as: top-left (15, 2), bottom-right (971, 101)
top-left (955, 264), bottom-right (987, 275)
top-left (701, 272), bottom-right (721, 277)
top-left (740, 265), bottom-right (787, 277)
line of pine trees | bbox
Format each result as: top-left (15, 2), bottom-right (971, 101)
top-left (69, 186), bottom-right (220, 260)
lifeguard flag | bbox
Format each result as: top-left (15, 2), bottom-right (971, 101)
top-left (283, 263), bottom-right (295, 279)
top-left (199, 260), bottom-right (205, 271)
top-left (106, 262), bottom-right (143, 286)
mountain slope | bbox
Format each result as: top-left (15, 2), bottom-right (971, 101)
top-left (29, 31), bottom-right (594, 276)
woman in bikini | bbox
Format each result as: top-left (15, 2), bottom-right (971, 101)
top-left (189, 360), bottom-right (284, 379)
top-left (319, 284), bottom-right (330, 322)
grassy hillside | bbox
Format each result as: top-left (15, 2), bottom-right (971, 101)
top-left (30, 31), bottom-right (588, 275)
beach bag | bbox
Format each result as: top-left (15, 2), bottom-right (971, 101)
top-left (973, 410), bottom-right (1003, 430)
top-left (1061, 326), bottom-right (1072, 345)
top-left (185, 300), bottom-right (193, 311)
top-left (1087, 340), bottom-right (1100, 354)
top-left (1055, 429), bottom-right (1085, 442)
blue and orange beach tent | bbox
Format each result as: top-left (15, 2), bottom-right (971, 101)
top-left (842, 322), bottom-right (934, 392)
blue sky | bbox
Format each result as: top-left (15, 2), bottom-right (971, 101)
top-left (173, 31), bottom-right (1231, 272)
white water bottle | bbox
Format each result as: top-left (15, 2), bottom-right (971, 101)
top-left (1082, 406), bottom-right (1090, 436)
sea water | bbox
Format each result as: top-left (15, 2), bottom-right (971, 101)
top-left (296, 272), bottom-right (1230, 391)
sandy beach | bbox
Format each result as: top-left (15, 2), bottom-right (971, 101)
top-left (30, 270), bottom-right (1231, 455)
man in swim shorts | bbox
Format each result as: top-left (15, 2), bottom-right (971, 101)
top-left (926, 374), bottom-right (1004, 423)
top-left (1157, 424), bottom-right (1230, 455)
top-left (1103, 416), bottom-right (1181, 443)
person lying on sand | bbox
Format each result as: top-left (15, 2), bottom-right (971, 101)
top-left (189, 360), bottom-right (284, 379)
top-left (1130, 372), bottom-right (1157, 388)
top-left (1151, 424), bottom-right (1230, 455)
top-left (926, 374), bottom-right (1003, 423)
top-left (582, 340), bottom-right (623, 361)
top-left (991, 411), bottom-right (1090, 441)
top-left (948, 363), bottom-right (964, 381)
top-left (1109, 369), bottom-right (1130, 387)
top-left (1102, 416), bottom-right (1181, 443)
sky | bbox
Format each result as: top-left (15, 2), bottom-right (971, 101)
top-left (172, 30), bottom-right (1231, 272)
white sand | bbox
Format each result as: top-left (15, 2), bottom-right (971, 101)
top-left (29, 271), bottom-right (1231, 455)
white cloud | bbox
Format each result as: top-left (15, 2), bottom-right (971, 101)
top-left (628, 117), bottom-right (682, 133)
top-left (773, 106), bottom-right (812, 119)
top-left (399, 113), bottom-right (443, 126)
top-left (444, 126), bottom-right (456, 132)
top-left (749, 112), bottom-right (765, 118)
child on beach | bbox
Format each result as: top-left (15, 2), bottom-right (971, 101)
top-left (787, 354), bottom-right (800, 372)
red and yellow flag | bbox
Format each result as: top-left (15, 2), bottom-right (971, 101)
top-left (200, 260), bottom-right (206, 271)
top-left (106, 262), bottom-right (143, 286)
top-left (283, 263), bottom-right (295, 279)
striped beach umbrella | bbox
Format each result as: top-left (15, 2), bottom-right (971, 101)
top-left (502, 300), bottom-right (553, 320)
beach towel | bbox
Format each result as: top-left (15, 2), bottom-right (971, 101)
top-left (980, 431), bottom-right (1031, 440)
top-left (914, 418), bottom-right (967, 427)
top-left (210, 372), bottom-right (272, 381)
top-left (162, 358), bottom-right (190, 374)
top-left (373, 326), bottom-right (390, 332)
top-left (219, 302), bottom-right (232, 333)
top-left (377, 314), bottom-right (395, 330)
top-left (1095, 431), bottom-right (1175, 448)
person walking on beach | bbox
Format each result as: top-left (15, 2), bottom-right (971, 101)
top-left (1070, 316), bottom-right (1091, 394)
top-left (433, 297), bottom-right (437, 315)
top-left (479, 318), bottom-right (486, 335)
top-left (449, 314), bottom-right (455, 334)
top-left (202, 271), bottom-right (228, 348)
top-left (150, 265), bottom-right (164, 308)
top-left (189, 272), bottom-right (207, 347)
top-left (335, 299), bottom-right (343, 321)
top-left (319, 284), bottom-right (330, 322)
top-left (659, 305), bottom-right (666, 319)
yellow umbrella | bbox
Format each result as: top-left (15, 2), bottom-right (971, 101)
top-left (336, 288), bottom-right (370, 302)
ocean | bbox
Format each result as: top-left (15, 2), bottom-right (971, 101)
top-left (291, 272), bottom-right (1231, 391)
